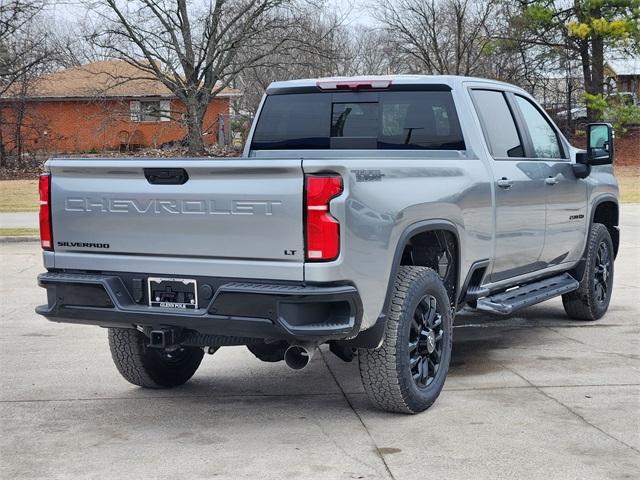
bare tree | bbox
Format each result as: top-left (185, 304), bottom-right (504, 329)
top-left (0, 0), bottom-right (56, 164)
top-left (230, 1), bottom-right (354, 116)
top-left (372, 0), bottom-right (497, 76)
top-left (89, 0), bottom-right (308, 154)
top-left (0, 1), bottom-right (52, 96)
top-left (348, 26), bottom-right (397, 75)
top-left (47, 17), bottom-right (113, 69)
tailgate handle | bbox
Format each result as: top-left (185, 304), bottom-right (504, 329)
top-left (144, 168), bottom-right (189, 185)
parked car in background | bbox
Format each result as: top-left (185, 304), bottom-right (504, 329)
top-left (556, 91), bottom-right (640, 129)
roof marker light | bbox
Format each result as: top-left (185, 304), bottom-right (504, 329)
top-left (316, 79), bottom-right (392, 90)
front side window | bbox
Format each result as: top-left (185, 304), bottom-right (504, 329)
top-left (515, 96), bottom-right (563, 159)
top-left (251, 90), bottom-right (465, 150)
top-left (471, 89), bottom-right (523, 158)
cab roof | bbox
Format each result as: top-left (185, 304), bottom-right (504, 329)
top-left (266, 75), bottom-right (526, 95)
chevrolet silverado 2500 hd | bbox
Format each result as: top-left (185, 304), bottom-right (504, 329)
top-left (36, 76), bottom-right (619, 413)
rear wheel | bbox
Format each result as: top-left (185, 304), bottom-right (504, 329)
top-left (108, 328), bottom-right (204, 388)
top-left (562, 223), bottom-right (614, 321)
top-left (358, 266), bottom-right (453, 414)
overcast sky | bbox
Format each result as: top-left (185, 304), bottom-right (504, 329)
top-left (48, 0), bottom-right (378, 27)
top-left (333, 0), bottom-right (377, 26)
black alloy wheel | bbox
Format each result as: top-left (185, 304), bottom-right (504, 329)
top-left (593, 241), bottom-right (612, 305)
top-left (562, 223), bottom-right (615, 321)
top-left (359, 266), bottom-right (453, 413)
top-left (409, 295), bottom-right (444, 388)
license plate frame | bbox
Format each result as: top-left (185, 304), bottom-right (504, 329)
top-left (148, 277), bottom-right (198, 310)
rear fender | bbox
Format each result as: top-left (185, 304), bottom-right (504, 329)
top-left (342, 220), bottom-right (461, 349)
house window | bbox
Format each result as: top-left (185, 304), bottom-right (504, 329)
top-left (130, 100), bottom-right (171, 122)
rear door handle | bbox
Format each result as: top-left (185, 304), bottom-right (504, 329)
top-left (545, 175), bottom-right (559, 186)
top-left (497, 177), bottom-right (513, 189)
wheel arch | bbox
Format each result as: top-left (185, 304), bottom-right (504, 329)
top-left (592, 197), bottom-right (619, 258)
top-left (341, 220), bottom-right (462, 349)
top-left (382, 221), bottom-right (461, 323)
top-left (569, 194), bottom-right (619, 281)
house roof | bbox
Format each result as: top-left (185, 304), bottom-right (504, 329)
top-left (606, 58), bottom-right (640, 76)
top-left (3, 60), bottom-right (240, 99)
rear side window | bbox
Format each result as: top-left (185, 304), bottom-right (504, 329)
top-left (471, 90), bottom-right (524, 158)
top-left (251, 94), bottom-right (330, 149)
top-left (251, 91), bottom-right (465, 150)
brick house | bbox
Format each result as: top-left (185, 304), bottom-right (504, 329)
top-left (0, 60), bottom-right (239, 154)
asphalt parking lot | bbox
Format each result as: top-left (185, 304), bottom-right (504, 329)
top-left (1, 206), bottom-right (638, 480)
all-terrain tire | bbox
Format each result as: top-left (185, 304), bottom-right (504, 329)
top-left (358, 266), bottom-right (453, 414)
top-left (562, 223), bottom-right (614, 321)
top-left (108, 328), bottom-right (204, 388)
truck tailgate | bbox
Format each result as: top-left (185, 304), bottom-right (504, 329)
top-left (48, 158), bottom-right (304, 273)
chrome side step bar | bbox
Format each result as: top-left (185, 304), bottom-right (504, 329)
top-left (476, 273), bottom-right (579, 315)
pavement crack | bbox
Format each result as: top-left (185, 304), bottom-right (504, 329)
top-left (310, 416), bottom-right (381, 474)
top-left (539, 388), bottom-right (640, 455)
top-left (319, 349), bottom-right (397, 480)
top-left (496, 360), bottom-right (640, 454)
top-left (545, 326), bottom-right (640, 361)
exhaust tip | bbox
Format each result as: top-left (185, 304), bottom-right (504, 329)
top-left (284, 345), bottom-right (313, 370)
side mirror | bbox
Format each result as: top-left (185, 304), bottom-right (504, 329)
top-left (586, 123), bottom-right (614, 165)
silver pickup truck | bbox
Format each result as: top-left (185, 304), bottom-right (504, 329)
top-left (36, 76), bottom-right (619, 413)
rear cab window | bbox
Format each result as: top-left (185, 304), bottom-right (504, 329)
top-left (251, 89), bottom-right (466, 151)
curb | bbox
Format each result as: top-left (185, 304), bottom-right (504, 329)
top-left (0, 236), bottom-right (39, 244)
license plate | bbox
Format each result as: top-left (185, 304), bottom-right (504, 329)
top-left (148, 277), bottom-right (198, 310)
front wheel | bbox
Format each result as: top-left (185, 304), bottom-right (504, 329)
top-left (108, 328), bottom-right (204, 388)
top-left (562, 223), bottom-right (614, 321)
top-left (358, 266), bottom-right (453, 414)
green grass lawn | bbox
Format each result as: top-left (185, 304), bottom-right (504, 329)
top-left (0, 228), bottom-right (39, 236)
top-left (616, 166), bottom-right (639, 203)
top-left (0, 180), bottom-right (39, 212)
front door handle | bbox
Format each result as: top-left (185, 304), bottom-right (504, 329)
top-left (497, 177), bottom-right (513, 189)
top-left (545, 175), bottom-right (559, 186)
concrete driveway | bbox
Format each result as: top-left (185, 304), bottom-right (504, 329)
top-left (1, 206), bottom-right (638, 480)
top-left (0, 212), bottom-right (38, 229)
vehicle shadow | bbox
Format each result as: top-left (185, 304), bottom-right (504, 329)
top-left (67, 305), bottom-right (597, 417)
top-left (164, 306), bottom-right (579, 400)
top-left (449, 304), bottom-right (582, 375)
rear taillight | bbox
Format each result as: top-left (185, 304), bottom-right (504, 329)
top-left (38, 173), bottom-right (52, 250)
top-left (305, 174), bottom-right (343, 261)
